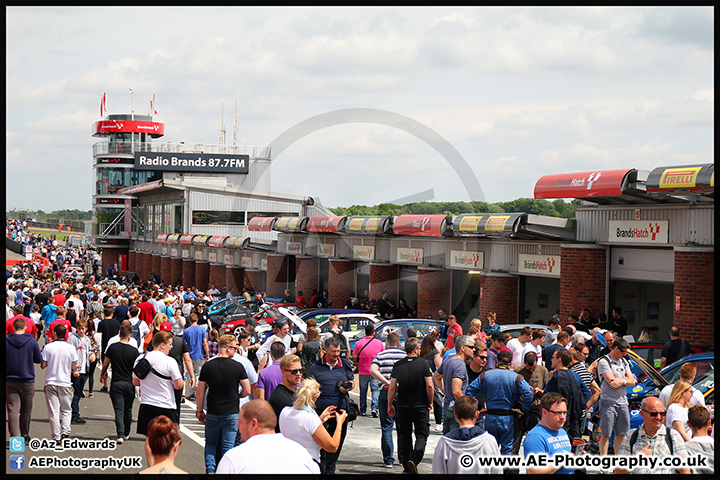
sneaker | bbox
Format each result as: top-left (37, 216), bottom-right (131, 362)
top-left (71, 417), bottom-right (86, 425)
top-left (434, 424), bottom-right (443, 432)
top-left (383, 464), bottom-right (393, 468)
top-left (100, 386), bottom-right (108, 392)
top-left (61, 434), bottom-right (70, 439)
top-left (88, 393), bottom-right (93, 398)
top-left (372, 411), bottom-right (379, 418)
top-left (406, 460), bottom-right (418, 475)
top-left (116, 437), bottom-right (124, 445)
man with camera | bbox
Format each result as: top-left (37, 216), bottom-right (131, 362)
top-left (307, 336), bottom-right (355, 475)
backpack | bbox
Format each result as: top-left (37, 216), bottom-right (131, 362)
top-left (133, 354), bottom-right (172, 380)
top-left (130, 318), bottom-right (142, 348)
top-left (332, 330), bottom-right (349, 360)
top-left (598, 355), bottom-right (629, 387)
top-left (629, 426), bottom-right (674, 454)
top-left (143, 328), bottom-right (156, 352)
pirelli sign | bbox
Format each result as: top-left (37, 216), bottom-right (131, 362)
top-left (452, 213), bottom-right (524, 236)
top-left (646, 164), bottom-right (714, 194)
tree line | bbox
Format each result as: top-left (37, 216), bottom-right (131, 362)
top-left (329, 198), bottom-right (581, 219)
top-left (7, 209), bottom-right (93, 222)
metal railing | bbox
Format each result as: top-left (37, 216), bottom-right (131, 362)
top-left (93, 142), bottom-right (271, 160)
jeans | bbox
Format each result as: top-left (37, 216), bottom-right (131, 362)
top-left (316, 406), bottom-right (349, 475)
top-left (71, 373), bottom-right (88, 419)
top-left (204, 413), bottom-right (239, 474)
top-left (396, 405), bottom-right (430, 470)
top-left (6, 381), bottom-right (35, 438)
top-left (378, 389), bottom-right (404, 466)
top-left (358, 375), bottom-right (380, 414)
top-left (442, 401), bottom-right (459, 434)
top-left (109, 380), bottom-right (134, 438)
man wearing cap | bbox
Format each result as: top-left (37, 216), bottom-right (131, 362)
top-left (256, 319), bottom-right (294, 361)
top-left (466, 349), bottom-right (533, 454)
top-left (486, 330), bottom-right (507, 370)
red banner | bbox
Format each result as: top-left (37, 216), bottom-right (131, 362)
top-left (92, 120), bottom-right (165, 137)
top-left (534, 168), bottom-right (634, 199)
top-left (306, 216), bottom-right (346, 233)
top-left (207, 236), bottom-right (228, 248)
top-left (179, 234), bottom-right (195, 245)
top-left (248, 217), bottom-right (276, 232)
top-left (392, 215), bottom-right (451, 237)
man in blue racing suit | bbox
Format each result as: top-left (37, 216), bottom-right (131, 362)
top-left (467, 349), bottom-right (533, 454)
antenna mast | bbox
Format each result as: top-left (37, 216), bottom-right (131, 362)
top-left (219, 103), bottom-right (226, 146)
top-left (233, 101), bottom-right (238, 145)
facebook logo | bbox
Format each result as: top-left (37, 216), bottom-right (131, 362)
top-left (10, 436), bottom-right (25, 452)
top-left (10, 455), bottom-right (25, 470)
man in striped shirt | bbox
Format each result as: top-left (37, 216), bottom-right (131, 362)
top-left (569, 343), bottom-right (601, 438)
top-left (369, 331), bottom-right (407, 469)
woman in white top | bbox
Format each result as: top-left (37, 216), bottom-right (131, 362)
top-left (665, 379), bottom-right (693, 441)
top-left (278, 378), bottom-right (348, 463)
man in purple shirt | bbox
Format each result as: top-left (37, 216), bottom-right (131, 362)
top-left (352, 324), bottom-right (385, 417)
top-left (256, 341), bottom-right (286, 400)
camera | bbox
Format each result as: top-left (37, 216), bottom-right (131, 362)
top-left (337, 380), bottom-right (353, 390)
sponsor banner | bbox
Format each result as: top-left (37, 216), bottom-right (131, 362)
top-left (274, 217), bottom-right (307, 233)
top-left (182, 249), bottom-right (189, 258)
top-left (161, 246), bottom-right (167, 255)
top-left (227, 237), bottom-right (249, 249)
top-left (223, 254), bottom-right (234, 265)
top-left (208, 252), bottom-right (217, 263)
top-left (241, 257), bottom-right (252, 269)
top-left (166, 234), bottom-right (181, 244)
top-left (208, 236), bottom-right (228, 248)
top-left (453, 213), bottom-right (523, 236)
top-left (194, 250), bottom-right (203, 260)
top-left (93, 120), bottom-right (164, 137)
top-left (134, 152), bottom-right (248, 174)
top-left (286, 242), bottom-right (302, 255)
top-left (608, 220), bottom-right (669, 244)
top-left (96, 157), bottom-right (135, 165)
top-left (518, 254), bottom-right (561, 276)
top-left (248, 217), bottom-right (276, 232)
top-left (534, 168), bottom-right (633, 198)
top-left (449, 250), bottom-right (484, 270)
top-left (261, 258), bottom-right (267, 270)
top-left (353, 245), bottom-right (375, 261)
top-left (191, 235), bottom-right (210, 246)
top-left (156, 233), bottom-right (169, 243)
top-left (393, 215), bottom-right (450, 237)
top-left (179, 234), bottom-right (194, 245)
top-left (317, 243), bottom-right (336, 257)
top-left (171, 248), bottom-right (178, 257)
top-left (646, 164), bottom-right (714, 193)
top-left (345, 216), bottom-right (392, 235)
top-left (397, 247), bottom-right (423, 265)
top-left (307, 216), bottom-right (347, 233)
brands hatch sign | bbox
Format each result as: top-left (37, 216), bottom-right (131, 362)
top-left (608, 220), bottom-right (669, 244)
top-left (134, 152), bottom-right (249, 174)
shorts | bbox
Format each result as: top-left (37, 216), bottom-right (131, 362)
top-left (598, 399), bottom-right (630, 438)
top-left (136, 403), bottom-right (179, 436)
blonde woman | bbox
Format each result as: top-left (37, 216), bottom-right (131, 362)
top-left (665, 380), bottom-right (693, 441)
top-left (278, 378), bottom-right (348, 464)
top-left (144, 313), bottom-right (168, 352)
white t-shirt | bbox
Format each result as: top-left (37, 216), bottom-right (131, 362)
top-left (521, 342), bottom-right (543, 367)
top-left (231, 352), bottom-right (258, 408)
top-left (105, 335), bottom-right (139, 353)
top-left (257, 334), bottom-right (292, 359)
top-left (278, 406), bottom-right (324, 461)
top-left (507, 337), bottom-right (527, 370)
top-left (665, 403), bottom-right (691, 439)
top-left (132, 350), bottom-right (182, 410)
top-left (216, 433), bottom-right (319, 474)
top-left (659, 383), bottom-right (705, 408)
top-left (129, 317), bottom-right (150, 353)
top-left (42, 340), bottom-right (78, 388)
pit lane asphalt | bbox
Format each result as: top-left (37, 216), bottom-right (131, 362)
top-left (5, 362), bottom-right (444, 475)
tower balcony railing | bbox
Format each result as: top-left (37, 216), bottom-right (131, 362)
top-left (93, 141), bottom-right (271, 160)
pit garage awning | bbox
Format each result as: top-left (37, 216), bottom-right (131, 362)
top-left (646, 164), bottom-right (714, 198)
top-left (344, 216), bottom-right (393, 235)
top-left (453, 213), bottom-right (576, 240)
top-left (306, 216), bottom-right (347, 233)
top-left (393, 215), bottom-right (453, 237)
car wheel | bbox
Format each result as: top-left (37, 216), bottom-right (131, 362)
top-left (233, 325), bottom-right (246, 338)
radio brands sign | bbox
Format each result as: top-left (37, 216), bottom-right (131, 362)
top-left (449, 250), bottom-right (484, 270)
top-left (518, 254), bottom-right (560, 277)
top-left (353, 245), bottom-right (375, 261)
top-left (608, 220), bottom-right (668, 244)
top-left (134, 152), bottom-right (249, 174)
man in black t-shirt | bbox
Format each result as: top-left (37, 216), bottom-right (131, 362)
top-left (196, 334), bottom-right (251, 474)
top-left (388, 337), bottom-right (434, 474)
top-left (99, 321), bottom-right (139, 443)
top-left (660, 326), bottom-right (692, 369)
top-left (269, 355), bottom-right (303, 432)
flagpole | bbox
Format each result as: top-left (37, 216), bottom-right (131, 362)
top-left (129, 86), bottom-right (134, 148)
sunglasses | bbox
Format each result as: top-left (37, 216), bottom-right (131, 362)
top-left (284, 368), bottom-right (304, 375)
top-left (641, 409), bottom-right (666, 417)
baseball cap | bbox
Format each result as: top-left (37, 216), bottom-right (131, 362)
top-left (164, 298), bottom-right (172, 303)
top-left (159, 321), bottom-right (173, 332)
top-left (497, 350), bottom-right (512, 364)
top-left (273, 319), bottom-right (287, 329)
top-left (491, 331), bottom-right (506, 342)
top-left (244, 318), bottom-right (256, 328)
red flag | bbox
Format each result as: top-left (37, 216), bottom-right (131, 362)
top-left (100, 92), bottom-right (107, 117)
top-left (149, 93), bottom-right (157, 116)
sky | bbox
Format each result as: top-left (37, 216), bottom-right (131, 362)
top-left (5, 6), bottom-right (714, 212)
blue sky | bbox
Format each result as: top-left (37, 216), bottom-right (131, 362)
top-left (6, 7), bottom-right (713, 211)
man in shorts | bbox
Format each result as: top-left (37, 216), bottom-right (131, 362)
top-left (596, 338), bottom-right (635, 455)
